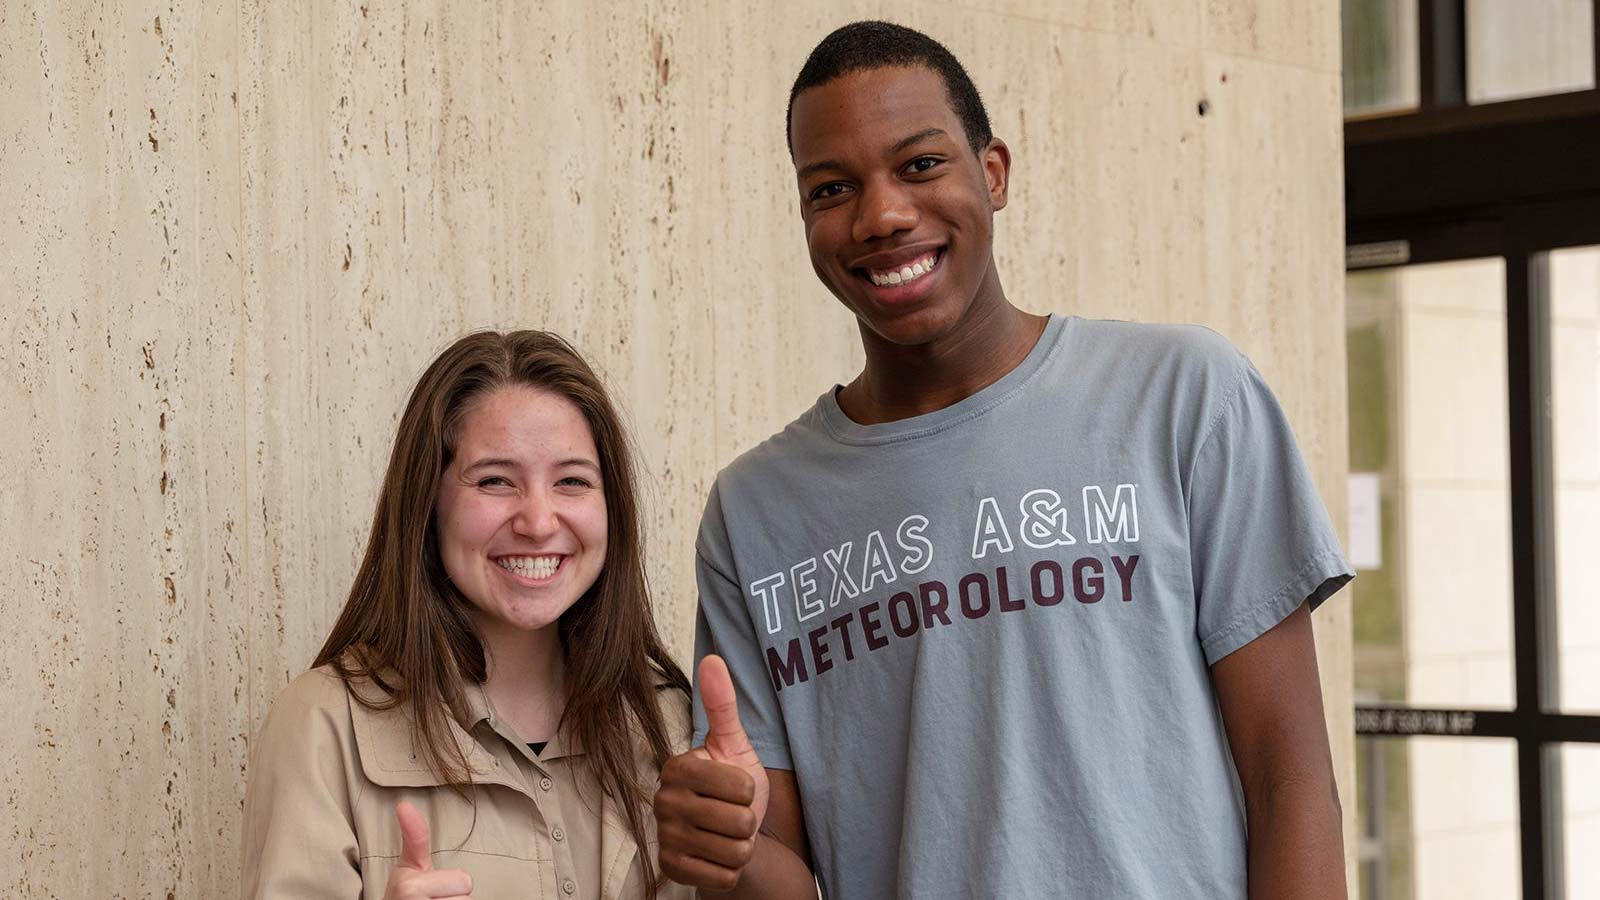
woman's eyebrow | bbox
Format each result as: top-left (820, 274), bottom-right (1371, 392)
top-left (462, 457), bottom-right (518, 473)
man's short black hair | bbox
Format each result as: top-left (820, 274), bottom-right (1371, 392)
top-left (786, 21), bottom-right (994, 157)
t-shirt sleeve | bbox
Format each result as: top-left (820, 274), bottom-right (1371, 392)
top-left (1188, 356), bottom-right (1354, 666)
top-left (690, 485), bottom-right (795, 771)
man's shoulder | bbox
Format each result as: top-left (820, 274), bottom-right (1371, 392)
top-left (711, 397), bottom-right (834, 494)
top-left (1071, 317), bottom-right (1243, 370)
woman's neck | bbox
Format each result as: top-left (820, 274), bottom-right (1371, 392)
top-left (478, 622), bottom-right (567, 743)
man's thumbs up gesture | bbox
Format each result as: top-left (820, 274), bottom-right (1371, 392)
top-left (384, 801), bottom-right (474, 899)
top-left (655, 655), bottom-right (770, 891)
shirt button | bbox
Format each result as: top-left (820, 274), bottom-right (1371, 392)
top-left (540, 776), bottom-right (553, 791)
top-left (552, 826), bottom-right (566, 842)
top-left (562, 878), bottom-right (576, 894)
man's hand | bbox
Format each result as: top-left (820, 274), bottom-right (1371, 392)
top-left (655, 655), bottom-right (771, 891)
top-left (383, 801), bottom-right (474, 899)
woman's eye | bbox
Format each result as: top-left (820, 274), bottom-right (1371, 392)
top-left (557, 476), bottom-right (593, 489)
top-left (476, 476), bottom-right (510, 488)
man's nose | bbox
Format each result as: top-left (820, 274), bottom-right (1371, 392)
top-left (852, 178), bottom-right (918, 243)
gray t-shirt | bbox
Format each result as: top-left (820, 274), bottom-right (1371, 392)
top-left (691, 315), bottom-right (1353, 900)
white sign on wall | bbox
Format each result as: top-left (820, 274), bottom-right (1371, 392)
top-left (1348, 472), bottom-right (1383, 570)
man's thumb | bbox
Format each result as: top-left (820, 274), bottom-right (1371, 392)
top-left (699, 655), bottom-right (754, 765)
top-left (395, 801), bottom-right (433, 871)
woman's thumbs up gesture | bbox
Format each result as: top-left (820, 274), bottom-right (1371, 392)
top-left (383, 801), bottom-right (475, 900)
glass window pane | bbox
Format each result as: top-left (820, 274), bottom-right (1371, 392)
top-left (1343, 0), bottom-right (1421, 116)
top-left (1356, 736), bottom-right (1522, 900)
top-left (1550, 245), bottom-right (1600, 715)
top-left (1347, 259), bottom-right (1516, 709)
top-left (1467, 0), bottom-right (1596, 104)
top-left (1558, 743), bottom-right (1600, 898)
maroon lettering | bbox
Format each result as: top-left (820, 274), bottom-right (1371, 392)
top-left (1112, 554), bottom-right (1140, 602)
top-left (1030, 559), bottom-right (1065, 606)
top-left (859, 601), bottom-right (889, 651)
top-left (958, 572), bottom-right (991, 620)
top-left (808, 625), bottom-right (834, 676)
top-left (1073, 557), bottom-right (1105, 603)
top-left (829, 613), bottom-right (858, 662)
top-left (889, 591), bottom-right (920, 638)
top-left (995, 565), bottom-right (1024, 612)
top-left (766, 639), bottom-right (808, 692)
top-left (918, 580), bottom-right (952, 629)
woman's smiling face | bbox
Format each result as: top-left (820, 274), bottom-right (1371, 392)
top-left (435, 385), bottom-right (608, 639)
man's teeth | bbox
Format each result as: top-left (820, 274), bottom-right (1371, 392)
top-left (497, 555), bottom-right (561, 579)
top-left (868, 253), bottom-right (939, 287)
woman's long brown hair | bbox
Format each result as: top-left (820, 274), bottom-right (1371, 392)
top-left (314, 330), bottom-right (689, 896)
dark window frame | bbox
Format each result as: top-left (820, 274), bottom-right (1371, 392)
top-left (1345, 3), bottom-right (1600, 899)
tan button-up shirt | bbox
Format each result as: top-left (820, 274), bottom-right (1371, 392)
top-left (241, 666), bottom-right (695, 900)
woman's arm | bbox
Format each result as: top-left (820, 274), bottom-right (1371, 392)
top-left (240, 672), bottom-right (365, 900)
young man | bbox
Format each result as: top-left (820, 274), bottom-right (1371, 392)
top-left (653, 21), bottom-right (1352, 900)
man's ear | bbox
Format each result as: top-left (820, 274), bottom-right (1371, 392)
top-left (983, 138), bottom-right (1011, 212)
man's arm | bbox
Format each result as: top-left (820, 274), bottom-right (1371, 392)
top-left (1211, 601), bottom-right (1347, 900)
top-left (655, 656), bottom-right (816, 898)
top-left (711, 768), bottom-right (814, 898)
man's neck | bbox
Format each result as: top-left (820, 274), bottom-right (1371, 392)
top-left (840, 289), bottom-right (1048, 426)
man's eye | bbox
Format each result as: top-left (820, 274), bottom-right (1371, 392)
top-left (810, 182), bottom-right (849, 201)
top-left (906, 156), bottom-right (941, 174)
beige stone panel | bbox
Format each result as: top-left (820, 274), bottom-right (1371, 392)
top-left (1191, 60), bottom-right (1352, 876)
top-left (677, 2), bottom-right (869, 475)
top-left (1203, 0), bottom-right (1339, 74)
top-left (2, 2), bottom-right (250, 897)
top-left (1413, 826), bottom-right (1523, 900)
top-left (971, 22), bottom-right (1208, 325)
top-left (970, 0), bottom-right (1201, 46)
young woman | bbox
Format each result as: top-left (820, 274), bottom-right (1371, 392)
top-left (242, 330), bottom-right (694, 900)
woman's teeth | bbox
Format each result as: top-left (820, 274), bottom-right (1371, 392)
top-left (868, 252), bottom-right (940, 287)
top-left (497, 555), bottom-right (561, 579)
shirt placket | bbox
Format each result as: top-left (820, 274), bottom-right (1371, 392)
top-left (482, 719), bottom-right (583, 899)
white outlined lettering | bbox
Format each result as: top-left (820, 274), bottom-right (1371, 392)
top-left (971, 497), bottom-right (1015, 559)
top-left (896, 514), bottom-right (933, 575)
top-left (750, 572), bottom-right (787, 634)
top-left (1083, 484), bottom-right (1140, 544)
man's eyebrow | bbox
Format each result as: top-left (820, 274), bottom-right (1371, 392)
top-left (796, 158), bottom-right (846, 181)
top-left (891, 127), bottom-right (949, 154)
top-left (797, 128), bottom-right (954, 182)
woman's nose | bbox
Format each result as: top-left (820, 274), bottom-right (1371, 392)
top-left (513, 490), bottom-right (561, 540)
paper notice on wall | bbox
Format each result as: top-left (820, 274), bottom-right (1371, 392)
top-left (1348, 472), bottom-right (1382, 570)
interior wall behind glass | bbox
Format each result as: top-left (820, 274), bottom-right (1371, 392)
top-left (1467, 0), bottom-right (1596, 103)
top-left (1343, 0), bottom-right (1421, 115)
top-left (1549, 246), bottom-right (1600, 715)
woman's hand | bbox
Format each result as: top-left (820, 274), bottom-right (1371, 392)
top-left (383, 801), bottom-right (475, 900)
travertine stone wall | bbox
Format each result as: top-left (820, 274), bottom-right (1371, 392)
top-left (1, 1), bottom-right (1352, 896)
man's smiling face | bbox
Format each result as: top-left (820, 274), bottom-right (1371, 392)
top-left (790, 65), bottom-right (1009, 347)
